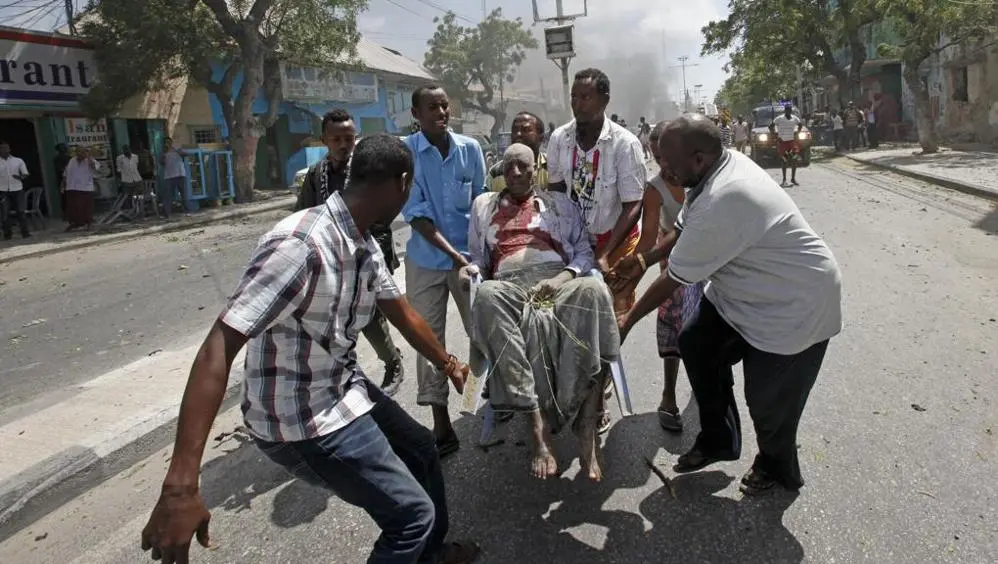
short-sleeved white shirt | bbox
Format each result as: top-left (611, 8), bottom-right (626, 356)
top-left (546, 116), bottom-right (647, 236)
top-left (773, 114), bottom-right (802, 142)
top-left (668, 150), bottom-right (842, 355)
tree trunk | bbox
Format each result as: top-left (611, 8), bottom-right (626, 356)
top-left (488, 110), bottom-right (505, 142)
top-left (903, 63), bottom-right (939, 154)
top-left (228, 39), bottom-right (267, 202)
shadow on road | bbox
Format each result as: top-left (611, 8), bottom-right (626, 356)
top-left (190, 406), bottom-right (803, 563)
top-left (975, 207), bottom-right (998, 234)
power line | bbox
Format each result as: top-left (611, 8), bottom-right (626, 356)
top-left (412, 0), bottom-right (477, 24)
top-left (382, 0), bottom-right (432, 22)
top-left (5, 0), bottom-right (60, 28)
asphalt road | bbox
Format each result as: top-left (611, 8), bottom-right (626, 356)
top-left (0, 211), bottom-right (410, 420)
top-left (2, 158), bottom-right (998, 563)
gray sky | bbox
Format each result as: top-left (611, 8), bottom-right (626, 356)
top-left (359, 0), bottom-right (730, 106)
top-left (1, 0), bottom-right (731, 106)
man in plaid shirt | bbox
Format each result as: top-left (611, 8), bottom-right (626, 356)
top-left (141, 135), bottom-right (481, 564)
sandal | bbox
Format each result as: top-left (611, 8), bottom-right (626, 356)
top-left (436, 434), bottom-right (461, 459)
top-left (439, 539), bottom-right (482, 564)
top-left (598, 409), bottom-right (612, 435)
top-left (657, 409), bottom-right (683, 432)
top-left (673, 446), bottom-right (739, 473)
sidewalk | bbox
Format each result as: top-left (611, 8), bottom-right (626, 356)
top-left (0, 193), bottom-right (296, 265)
top-left (842, 145), bottom-right (998, 201)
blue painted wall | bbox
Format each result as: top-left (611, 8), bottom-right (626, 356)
top-left (205, 63), bottom-right (419, 186)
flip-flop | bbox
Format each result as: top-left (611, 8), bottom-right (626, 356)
top-left (436, 435), bottom-right (461, 459)
top-left (598, 410), bottom-right (612, 435)
top-left (657, 409), bottom-right (683, 432)
top-left (439, 539), bottom-right (482, 564)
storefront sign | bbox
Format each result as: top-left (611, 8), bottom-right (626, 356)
top-left (65, 117), bottom-right (115, 197)
top-left (0, 29), bottom-right (95, 106)
top-left (280, 62), bottom-right (378, 104)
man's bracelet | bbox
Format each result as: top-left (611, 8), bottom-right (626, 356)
top-left (636, 253), bottom-right (648, 272)
top-left (436, 354), bottom-right (458, 372)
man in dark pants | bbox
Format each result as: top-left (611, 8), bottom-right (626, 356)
top-left (0, 141), bottom-right (31, 240)
top-left (296, 109), bottom-right (406, 396)
top-left (616, 115), bottom-right (842, 495)
top-left (140, 135), bottom-right (481, 564)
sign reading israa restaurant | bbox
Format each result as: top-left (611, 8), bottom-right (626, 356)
top-left (280, 62), bottom-right (378, 104)
top-left (0, 28), bottom-right (95, 106)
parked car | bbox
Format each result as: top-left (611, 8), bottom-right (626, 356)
top-left (749, 105), bottom-right (813, 166)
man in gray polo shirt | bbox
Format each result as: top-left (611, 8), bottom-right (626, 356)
top-left (616, 115), bottom-right (842, 495)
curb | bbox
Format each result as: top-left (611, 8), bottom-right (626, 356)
top-left (842, 154), bottom-right (998, 203)
top-left (0, 196), bottom-right (296, 264)
top-left (0, 379), bottom-right (245, 542)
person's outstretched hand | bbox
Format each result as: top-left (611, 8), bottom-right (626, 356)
top-left (443, 355), bottom-right (470, 394)
top-left (141, 486), bottom-right (211, 564)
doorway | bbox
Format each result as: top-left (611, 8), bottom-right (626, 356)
top-left (0, 118), bottom-right (46, 215)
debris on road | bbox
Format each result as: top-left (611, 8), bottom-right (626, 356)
top-left (644, 456), bottom-right (677, 499)
top-left (911, 403), bottom-right (927, 412)
top-left (22, 318), bottom-right (46, 328)
top-left (147, 349), bottom-right (163, 357)
top-left (177, 264), bottom-right (189, 271)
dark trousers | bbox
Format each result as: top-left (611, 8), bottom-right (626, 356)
top-left (679, 296), bottom-right (829, 489)
top-left (364, 307), bottom-right (401, 366)
top-left (867, 123), bottom-right (879, 148)
top-left (844, 126), bottom-right (858, 150)
top-left (255, 383), bottom-right (448, 563)
top-left (1, 190), bottom-right (30, 237)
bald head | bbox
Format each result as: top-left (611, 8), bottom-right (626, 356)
top-left (658, 114), bottom-right (726, 188)
top-left (664, 114), bottom-right (724, 157)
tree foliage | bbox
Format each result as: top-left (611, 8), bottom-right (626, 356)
top-left (702, 0), bottom-right (879, 111)
top-left (80, 0), bottom-right (366, 201)
top-left (424, 8), bottom-right (538, 139)
top-left (714, 50), bottom-right (800, 116)
top-left (875, 0), bottom-right (998, 152)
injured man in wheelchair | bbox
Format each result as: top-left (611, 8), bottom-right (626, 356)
top-left (463, 143), bottom-right (621, 481)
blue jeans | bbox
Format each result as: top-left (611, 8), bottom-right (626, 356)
top-left (254, 383), bottom-right (448, 563)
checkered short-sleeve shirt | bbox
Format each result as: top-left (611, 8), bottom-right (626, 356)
top-left (220, 193), bottom-right (401, 442)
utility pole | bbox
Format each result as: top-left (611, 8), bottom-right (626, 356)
top-left (555, 0), bottom-right (570, 117)
top-left (671, 56), bottom-right (699, 113)
top-left (535, 0), bottom-right (587, 121)
top-left (65, 0), bottom-right (76, 35)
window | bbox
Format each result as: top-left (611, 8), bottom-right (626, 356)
top-left (359, 117), bottom-right (387, 136)
top-left (188, 125), bottom-right (221, 145)
top-left (952, 66), bottom-right (969, 102)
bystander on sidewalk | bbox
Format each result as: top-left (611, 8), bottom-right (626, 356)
top-left (843, 144), bottom-right (998, 201)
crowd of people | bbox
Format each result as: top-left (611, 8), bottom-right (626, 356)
top-left (139, 67), bottom-right (843, 564)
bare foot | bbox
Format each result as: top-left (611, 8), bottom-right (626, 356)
top-left (528, 411), bottom-right (558, 479)
top-left (531, 447), bottom-right (558, 479)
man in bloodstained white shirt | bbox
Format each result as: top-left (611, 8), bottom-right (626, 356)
top-left (546, 68), bottom-right (647, 434)
top-left (617, 115), bottom-right (842, 496)
top-left (546, 67), bottom-right (647, 315)
top-left (771, 104), bottom-right (804, 187)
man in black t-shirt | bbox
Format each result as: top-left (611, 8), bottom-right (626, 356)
top-left (296, 109), bottom-right (405, 395)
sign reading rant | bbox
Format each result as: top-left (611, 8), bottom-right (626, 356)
top-left (280, 62), bottom-right (378, 104)
top-left (0, 29), bottom-right (95, 106)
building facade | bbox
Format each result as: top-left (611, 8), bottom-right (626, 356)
top-left (0, 25), bottom-right (216, 218)
top-left (205, 37), bottom-right (436, 188)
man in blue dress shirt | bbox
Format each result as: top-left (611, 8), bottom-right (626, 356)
top-left (403, 85), bottom-right (487, 456)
